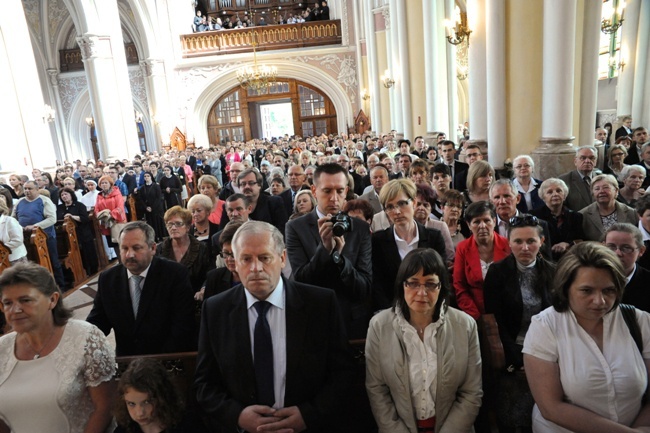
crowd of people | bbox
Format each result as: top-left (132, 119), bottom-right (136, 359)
top-left (1, 123), bottom-right (650, 432)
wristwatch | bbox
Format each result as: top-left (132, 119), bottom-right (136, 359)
top-left (332, 250), bottom-right (343, 265)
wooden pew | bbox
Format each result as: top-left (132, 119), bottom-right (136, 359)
top-left (0, 241), bottom-right (11, 274)
top-left (55, 218), bottom-right (86, 286)
top-left (90, 212), bottom-right (109, 269)
top-left (128, 195), bottom-right (138, 222)
top-left (24, 227), bottom-right (52, 272)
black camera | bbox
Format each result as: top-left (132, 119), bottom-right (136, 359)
top-left (330, 211), bottom-right (353, 237)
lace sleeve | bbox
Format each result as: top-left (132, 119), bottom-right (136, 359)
top-left (83, 324), bottom-right (116, 387)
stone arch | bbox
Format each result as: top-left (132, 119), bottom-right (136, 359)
top-left (187, 59), bottom-right (354, 147)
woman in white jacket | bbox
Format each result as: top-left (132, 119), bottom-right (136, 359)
top-left (0, 196), bottom-right (26, 264)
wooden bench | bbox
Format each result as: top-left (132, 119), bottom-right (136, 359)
top-left (0, 241), bottom-right (10, 274)
top-left (24, 227), bottom-right (52, 272)
top-left (55, 218), bottom-right (86, 286)
top-left (90, 212), bottom-right (109, 269)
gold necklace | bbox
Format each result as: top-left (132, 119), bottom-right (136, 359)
top-left (24, 327), bottom-right (57, 360)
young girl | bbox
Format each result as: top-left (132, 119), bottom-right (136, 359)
top-left (114, 358), bottom-right (205, 433)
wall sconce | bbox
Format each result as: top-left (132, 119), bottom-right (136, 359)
top-left (444, 6), bottom-right (472, 45)
top-left (43, 104), bottom-right (56, 123)
top-left (608, 55), bottom-right (626, 71)
top-left (380, 70), bottom-right (395, 88)
top-left (134, 110), bottom-right (143, 123)
top-left (361, 88), bottom-right (370, 100)
top-left (602, 0), bottom-right (625, 34)
top-left (85, 116), bottom-right (95, 127)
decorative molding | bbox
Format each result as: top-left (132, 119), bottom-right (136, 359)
top-left (58, 75), bottom-right (88, 124)
top-left (76, 35), bottom-right (113, 60)
top-left (47, 68), bottom-right (59, 87)
top-left (140, 59), bottom-right (165, 77)
top-left (381, 8), bottom-right (390, 30)
top-left (21, 0), bottom-right (42, 42)
top-left (176, 64), bottom-right (238, 121)
top-left (286, 54), bottom-right (358, 99)
top-left (129, 68), bottom-right (148, 109)
top-left (341, 0), bottom-right (350, 46)
top-left (48, 0), bottom-right (68, 44)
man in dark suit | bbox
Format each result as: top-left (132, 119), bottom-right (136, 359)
top-left (359, 164), bottom-right (388, 214)
top-left (638, 142), bottom-right (650, 189)
top-left (439, 140), bottom-right (469, 190)
top-left (219, 168), bottom-right (288, 235)
top-left (115, 161), bottom-right (137, 194)
top-left (636, 197), bottom-right (650, 271)
top-left (86, 221), bottom-right (195, 356)
top-left (615, 116), bottom-right (633, 140)
top-left (605, 223), bottom-right (650, 312)
top-left (285, 163), bottom-right (372, 339)
top-left (558, 145), bottom-right (598, 212)
top-left (219, 162), bottom-right (244, 201)
top-left (185, 149), bottom-right (197, 171)
top-left (625, 127), bottom-right (648, 165)
top-left (280, 165), bottom-right (307, 216)
top-left (195, 221), bottom-right (354, 432)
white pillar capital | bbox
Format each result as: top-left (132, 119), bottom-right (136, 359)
top-left (76, 35), bottom-right (113, 60)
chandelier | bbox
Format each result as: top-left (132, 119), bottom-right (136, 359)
top-left (236, 34), bottom-right (278, 91)
top-left (601, 0), bottom-right (625, 34)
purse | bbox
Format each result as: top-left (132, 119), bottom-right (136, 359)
top-left (620, 303), bottom-right (643, 353)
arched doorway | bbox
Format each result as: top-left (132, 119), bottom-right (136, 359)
top-left (207, 78), bottom-right (337, 144)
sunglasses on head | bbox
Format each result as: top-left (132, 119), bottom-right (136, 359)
top-left (509, 215), bottom-right (539, 227)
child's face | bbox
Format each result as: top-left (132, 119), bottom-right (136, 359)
top-left (124, 387), bottom-right (156, 428)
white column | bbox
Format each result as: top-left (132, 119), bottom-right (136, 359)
top-left (46, 69), bottom-right (73, 162)
top-left (631, 0), bottom-right (650, 125)
top-left (445, 0), bottom-right (459, 141)
top-left (394, 0), bottom-right (412, 139)
top-left (353, 0), bottom-right (367, 115)
top-left (467, 0), bottom-right (487, 142)
top-left (385, 5), bottom-right (402, 134)
top-left (0, 0), bottom-right (57, 174)
top-left (578, 0), bottom-right (602, 148)
top-left (364, 0), bottom-right (382, 133)
top-left (426, 0), bottom-right (451, 137)
top-left (616, 0), bottom-right (641, 116)
top-left (541, 0), bottom-right (577, 139)
top-left (141, 59), bottom-right (171, 151)
top-left (485, 0), bottom-right (506, 164)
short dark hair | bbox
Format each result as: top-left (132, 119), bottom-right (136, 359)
top-left (635, 195), bottom-right (650, 217)
top-left (59, 187), bottom-right (78, 204)
top-left (114, 358), bottom-right (183, 431)
top-left (551, 242), bottom-right (626, 312)
top-left (464, 201), bottom-right (496, 223)
top-left (342, 199), bottom-right (374, 223)
top-left (120, 221), bottom-right (156, 246)
top-left (313, 163), bottom-right (348, 186)
top-left (416, 183), bottom-right (436, 208)
top-left (237, 168), bottom-right (263, 186)
top-left (0, 262), bottom-right (72, 326)
top-left (220, 220), bottom-right (246, 247)
top-left (226, 193), bottom-right (250, 207)
top-left (393, 249), bottom-right (449, 322)
top-left (438, 140), bottom-right (456, 149)
top-left (431, 163), bottom-right (451, 177)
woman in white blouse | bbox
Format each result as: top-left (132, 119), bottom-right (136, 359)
top-left (523, 242), bottom-right (650, 433)
top-left (365, 248), bottom-right (482, 433)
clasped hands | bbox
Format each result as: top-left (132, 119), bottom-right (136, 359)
top-left (238, 405), bottom-right (306, 433)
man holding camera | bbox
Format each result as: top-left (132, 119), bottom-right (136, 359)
top-left (286, 163), bottom-right (372, 339)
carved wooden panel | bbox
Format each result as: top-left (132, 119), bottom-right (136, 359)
top-left (170, 127), bottom-right (187, 151)
top-left (354, 109), bottom-right (370, 135)
top-left (0, 242), bottom-right (10, 274)
top-left (26, 227), bottom-right (53, 273)
top-left (90, 213), bottom-right (109, 270)
top-left (56, 219), bottom-right (86, 286)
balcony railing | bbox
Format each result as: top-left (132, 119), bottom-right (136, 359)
top-left (59, 43), bottom-right (139, 72)
top-left (180, 20), bottom-right (341, 58)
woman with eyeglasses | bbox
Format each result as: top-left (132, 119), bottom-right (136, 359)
top-left (523, 242), bottom-right (650, 433)
top-left (512, 155), bottom-right (544, 213)
top-left (604, 144), bottom-right (629, 183)
top-left (133, 171), bottom-right (166, 242)
top-left (371, 179), bottom-right (447, 311)
top-left (366, 248), bottom-right (482, 433)
top-left (197, 220), bottom-right (244, 302)
top-left (454, 201), bottom-right (510, 320)
top-left (483, 214), bottom-right (555, 433)
top-left (618, 165), bottom-right (647, 208)
top-left (440, 189), bottom-right (471, 248)
top-left (579, 174), bottom-right (638, 241)
top-left (156, 206), bottom-right (213, 292)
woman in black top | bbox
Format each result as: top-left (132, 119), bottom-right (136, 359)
top-left (56, 187), bottom-right (98, 276)
top-left (158, 165), bottom-right (182, 209)
top-left (134, 172), bottom-right (165, 241)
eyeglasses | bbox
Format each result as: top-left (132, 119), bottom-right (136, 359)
top-left (605, 244), bottom-right (639, 254)
top-left (509, 215), bottom-right (539, 227)
top-left (384, 199), bottom-right (412, 213)
top-left (220, 251), bottom-right (235, 259)
top-left (404, 281), bottom-right (441, 292)
top-left (239, 181), bottom-right (259, 188)
top-left (466, 153), bottom-right (481, 158)
top-left (578, 155), bottom-right (597, 161)
top-left (165, 221), bottom-right (186, 229)
top-left (514, 164), bottom-right (532, 169)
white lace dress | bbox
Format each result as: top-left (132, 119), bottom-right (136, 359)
top-left (0, 319), bottom-right (116, 433)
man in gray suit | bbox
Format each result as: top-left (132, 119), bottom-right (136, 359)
top-left (359, 164), bottom-right (388, 215)
top-left (559, 146), bottom-right (598, 211)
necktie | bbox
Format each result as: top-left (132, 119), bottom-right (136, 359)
top-left (583, 176), bottom-right (591, 187)
top-left (291, 190), bottom-right (296, 204)
top-left (131, 275), bottom-right (143, 317)
top-left (254, 301), bottom-right (274, 406)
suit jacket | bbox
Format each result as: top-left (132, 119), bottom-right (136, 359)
top-left (515, 178), bottom-right (545, 213)
top-left (579, 201), bottom-right (639, 241)
top-left (453, 233), bottom-right (511, 320)
top-left (483, 255), bottom-right (553, 368)
top-left (622, 265), bottom-right (650, 313)
top-left (86, 256), bottom-right (196, 356)
top-left (616, 125), bottom-right (631, 139)
top-left (280, 188), bottom-right (297, 216)
top-left (220, 193), bottom-right (288, 235)
top-left (194, 278), bottom-right (354, 432)
top-left (558, 170), bottom-right (594, 212)
top-left (446, 160), bottom-right (469, 190)
top-left (371, 223), bottom-right (447, 310)
top-left (121, 173), bottom-right (137, 195)
top-left (359, 190), bottom-right (382, 214)
top-left (365, 308), bottom-right (482, 433)
top-left (204, 267), bottom-right (237, 300)
top-left (285, 210), bottom-right (372, 339)
top-left (186, 155), bottom-right (197, 171)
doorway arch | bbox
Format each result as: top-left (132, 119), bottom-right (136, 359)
top-left (206, 78), bottom-right (337, 144)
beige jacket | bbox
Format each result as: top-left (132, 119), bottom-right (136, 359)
top-left (365, 307), bottom-right (482, 433)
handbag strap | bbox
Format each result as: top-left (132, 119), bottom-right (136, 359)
top-left (620, 303), bottom-right (643, 353)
